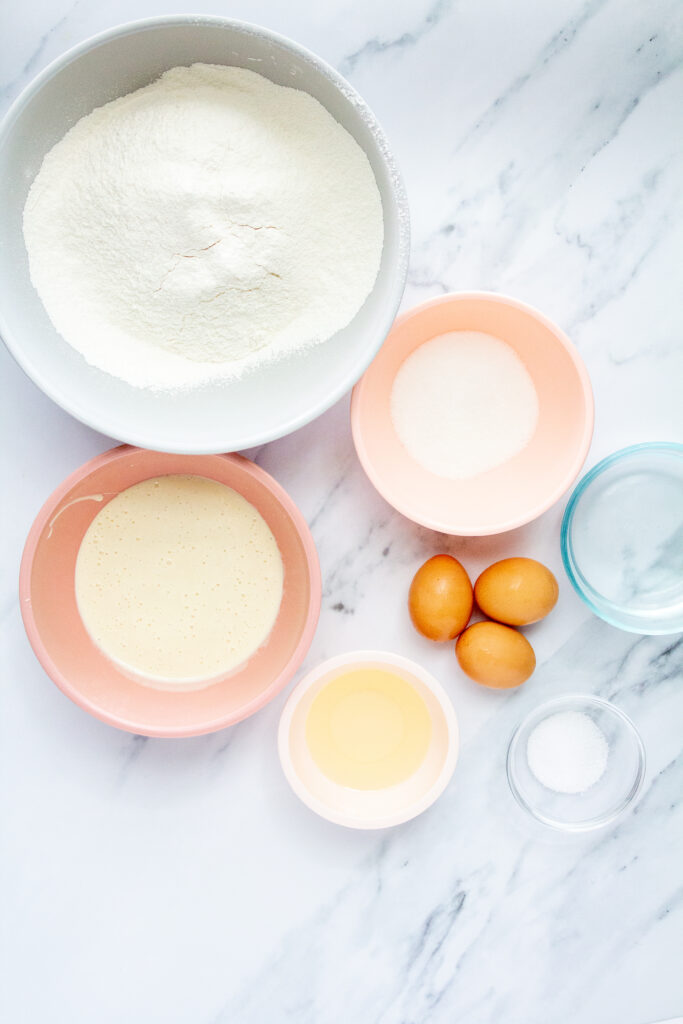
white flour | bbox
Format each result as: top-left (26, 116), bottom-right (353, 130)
top-left (23, 64), bottom-right (384, 390)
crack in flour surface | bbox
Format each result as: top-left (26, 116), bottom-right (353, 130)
top-left (23, 64), bottom-right (384, 390)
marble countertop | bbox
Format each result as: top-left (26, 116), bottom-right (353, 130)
top-left (1, 1), bottom-right (682, 1022)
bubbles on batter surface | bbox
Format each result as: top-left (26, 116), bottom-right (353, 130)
top-left (75, 474), bottom-right (284, 684)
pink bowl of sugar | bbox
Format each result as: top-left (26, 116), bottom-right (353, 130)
top-left (350, 292), bottom-right (594, 536)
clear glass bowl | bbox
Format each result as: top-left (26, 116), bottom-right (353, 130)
top-left (507, 695), bottom-right (645, 832)
top-left (561, 442), bottom-right (683, 634)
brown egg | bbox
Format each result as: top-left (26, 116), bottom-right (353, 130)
top-left (474, 557), bottom-right (559, 626)
top-left (409, 555), bottom-right (473, 642)
top-left (455, 621), bottom-right (535, 689)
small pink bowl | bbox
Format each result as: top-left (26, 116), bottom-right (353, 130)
top-left (20, 446), bottom-right (321, 737)
top-left (351, 292), bottom-right (594, 536)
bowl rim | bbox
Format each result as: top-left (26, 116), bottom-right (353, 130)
top-left (506, 693), bottom-right (646, 832)
top-left (350, 290), bottom-right (595, 536)
top-left (19, 445), bottom-right (322, 737)
top-left (0, 14), bottom-right (410, 453)
top-left (277, 649), bottom-right (459, 829)
top-left (561, 441), bottom-right (683, 635)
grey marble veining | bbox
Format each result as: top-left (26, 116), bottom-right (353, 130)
top-left (1, 1), bottom-right (682, 1022)
top-left (213, 624), bottom-right (683, 1024)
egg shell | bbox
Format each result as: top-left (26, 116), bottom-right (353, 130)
top-left (474, 557), bottom-right (559, 626)
top-left (409, 554), bottom-right (473, 642)
top-left (455, 621), bottom-right (535, 688)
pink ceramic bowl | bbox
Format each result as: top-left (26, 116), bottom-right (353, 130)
top-left (20, 446), bottom-right (321, 737)
top-left (351, 292), bottom-right (594, 536)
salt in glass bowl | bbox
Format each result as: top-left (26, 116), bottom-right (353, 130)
top-left (507, 695), bottom-right (646, 832)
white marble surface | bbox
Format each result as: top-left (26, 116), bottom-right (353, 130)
top-left (1, 2), bottom-right (682, 1022)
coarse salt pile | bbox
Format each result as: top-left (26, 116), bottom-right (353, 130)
top-left (526, 710), bottom-right (609, 794)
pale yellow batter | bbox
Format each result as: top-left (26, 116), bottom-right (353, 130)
top-left (75, 475), bottom-right (284, 685)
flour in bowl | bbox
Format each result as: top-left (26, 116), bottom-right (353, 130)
top-left (23, 64), bottom-right (384, 390)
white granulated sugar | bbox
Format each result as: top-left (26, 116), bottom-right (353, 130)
top-left (527, 710), bottom-right (609, 795)
top-left (390, 331), bottom-right (539, 480)
top-left (23, 64), bottom-right (384, 390)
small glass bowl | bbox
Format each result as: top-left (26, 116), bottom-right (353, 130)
top-left (561, 442), bottom-right (683, 634)
top-left (507, 695), bottom-right (646, 832)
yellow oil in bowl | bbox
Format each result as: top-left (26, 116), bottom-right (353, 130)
top-left (305, 667), bottom-right (432, 790)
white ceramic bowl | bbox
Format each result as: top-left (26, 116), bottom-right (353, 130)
top-left (278, 651), bottom-right (459, 829)
top-left (0, 16), bottom-right (409, 453)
